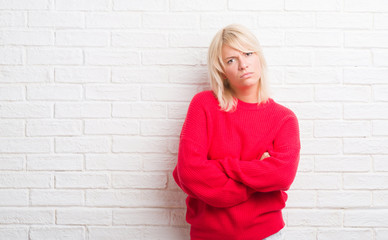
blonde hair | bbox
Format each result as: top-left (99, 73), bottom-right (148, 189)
top-left (207, 24), bottom-right (270, 112)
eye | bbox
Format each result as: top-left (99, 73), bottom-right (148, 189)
top-left (245, 52), bottom-right (254, 56)
top-left (227, 58), bottom-right (235, 64)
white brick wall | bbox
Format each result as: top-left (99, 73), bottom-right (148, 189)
top-left (0, 0), bottom-right (387, 239)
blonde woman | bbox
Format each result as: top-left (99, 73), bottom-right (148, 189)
top-left (173, 24), bottom-right (301, 240)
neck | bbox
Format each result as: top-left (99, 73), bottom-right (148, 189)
top-left (233, 87), bottom-right (259, 103)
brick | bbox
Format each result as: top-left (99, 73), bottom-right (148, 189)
top-left (200, 14), bottom-right (256, 29)
top-left (112, 32), bottom-right (168, 48)
top-left (143, 154), bottom-right (177, 171)
top-left (0, 190), bottom-right (28, 206)
top-left (85, 154), bottom-right (141, 171)
top-left (141, 120), bottom-right (183, 136)
top-left (168, 66), bottom-right (209, 84)
top-left (143, 13), bottom-right (199, 29)
top-left (344, 209), bottom-right (388, 227)
top-left (141, 85), bottom-right (203, 101)
top-left (374, 155), bottom-right (388, 172)
top-left (252, 29), bottom-right (284, 47)
top-left (0, 47), bottom-right (23, 64)
top-left (286, 190), bottom-right (316, 208)
top-left (143, 227), bottom-right (190, 240)
top-left (56, 31), bottom-right (109, 47)
top-left (344, 103), bottom-right (388, 119)
top-left (171, 209), bottom-right (189, 227)
top-left (299, 120), bottom-right (313, 138)
top-left (314, 120), bottom-right (370, 137)
top-left (375, 14), bottom-right (388, 29)
top-left (55, 103), bottom-right (111, 118)
top-left (55, 173), bottom-right (109, 188)
top-left (0, 12), bottom-right (25, 27)
top-left (27, 48), bottom-right (83, 65)
top-left (85, 119), bottom-right (139, 135)
top-left (85, 85), bottom-right (140, 101)
top-left (344, 138), bottom-right (388, 154)
top-left (27, 85), bottom-right (82, 100)
top-left (373, 190), bottom-right (388, 206)
top-left (373, 120), bottom-right (388, 136)
top-left (112, 67), bottom-right (169, 84)
top-left (86, 190), bottom-right (142, 207)
top-left (0, 208), bottom-right (53, 224)
top-left (265, 49), bottom-right (312, 66)
top-left (0, 103), bottom-right (52, 118)
top-left (27, 120), bottom-right (81, 137)
top-left (55, 67), bottom-right (109, 83)
top-left (112, 173), bottom-right (167, 189)
top-left (345, 32), bottom-right (388, 48)
top-left (258, 13), bottom-right (314, 28)
top-left (86, 12), bottom-right (140, 28)
top-left (317, 13), bottom-right (372, 29)
top-left (291, 173), bottom-right (341, 190)
top-left (30, 190), bottom-right (84, 206)
top-left (168, 103), bottom-right (189, 119)
top-left (373, 85), bottom-right (388, 101)
top-left (114, 0), bottom-right (167, 11)
top-left (56, 0), bottom-right (109, 10)
top-left (315, 155), bottom-right (370, 172)
top-left (318, 229), bottom-right (373, 240)
top-left (285, 67), bottom-right (340, 84)
top-left (142, 190), bottom-right (186, 208)
top-left (57, 208), bottom-right (111, 225)
top-left (113, 137), bottom-right (169, 153)
top-left (0, 119), bottom-right (24, 137)
top-left (285, 0), bottom-right (340, 11)
top-left (344, 0), bottom-right (388, 12)
top-left (0, 0), bottom-right (49, 10)
top-left (170, 32), bottom-right (212, 48)
top-left (314, 49), bottom-right (370, 66)
top-left (282, 228), bottom-right (316, 240)
top-left (317, 191), bottom-right (371, 208)
top-left (0, 86), bottom-right (23, 101)
top-left (28, 12), bottom-right (84, 28)
top-left (0, 155), bottom-right (24, 170)
top-left (0, 173), bottom-right (52, 188)
top-left (0, 227), bottom-right (28, 240)
top-left (55, 137), bottom-right (110, 153)
top-left (0, 138), bottom-right (51, 153)
top-left (171, 0), bottom-right (225, 11)
top-left (228, 0), bottom-right (282, 10)
top-left (30, 227), bottom-right (84, 240)
top-left (27, 154), bottom-right (83, 171)
top-left (374, 49), bottom-right (388, 66)
top-left (112, 102), bottom-right (167, 118)
top-left (0, 66), bottom-right (52, 83)
top-left (271, 86), bottom-right (313, 102)
top-left (300, 138), bottom-right (341, 155)
top-left (0, 30), bottom-right (53, 45)
top-left (88, 227), bottom-right (142, 240)
top-left (287, 209), bottom-right (342, 227)
top-left (113, 208), bottom-right (170, 225)
top-left (286, 31), bottom-right (341, 47)
top-left (315, 86), bottom-right (369, 102)
top-left (85, 49), bottom-right (140, 66)
top-left (298, 155), bottom-right (314, 172)
top-left (376, 229), bottom-right (388, 240)
top-left (142, 49), bottom-right (199, 66)
top-left (344, 67), bottom-right (388, 84)
top-left (344, 173), bottom-right (388, 189)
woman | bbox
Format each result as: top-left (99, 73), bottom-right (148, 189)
top-left (172, 24), bottom-right (301, 240)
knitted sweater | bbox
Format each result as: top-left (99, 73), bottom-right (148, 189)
top-left (173, 90), bottom-right (301, 240)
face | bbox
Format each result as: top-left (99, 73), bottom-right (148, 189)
top-left (221, 44), bottom-right (262, 94)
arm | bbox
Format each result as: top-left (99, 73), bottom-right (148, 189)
top-left (215, 115), bottom-right (301, 192)
top-left (173, 93), bottom-right (254, 208)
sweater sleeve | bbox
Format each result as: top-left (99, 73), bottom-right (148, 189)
top-left (172, 93), bottom-right (254, 208)
top-left (215, 114), bottom-right (301, 192)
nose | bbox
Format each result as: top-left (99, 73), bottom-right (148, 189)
top-left (238, 58), bottom-right (248, 70)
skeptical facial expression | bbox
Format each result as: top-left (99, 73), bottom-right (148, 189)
top-left (221, 44), bottom-right (262, 93)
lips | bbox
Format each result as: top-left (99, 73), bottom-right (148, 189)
top-left (240, 72), bottom-right (253, 79)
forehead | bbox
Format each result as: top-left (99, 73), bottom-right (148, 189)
top-left (221, 45), bottom-right (243, 57)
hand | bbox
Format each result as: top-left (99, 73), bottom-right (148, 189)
top-left (259, 152), bottom-right (270, 161)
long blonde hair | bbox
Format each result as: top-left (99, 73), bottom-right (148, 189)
top-left (207, 24), bottom-right (270, 112)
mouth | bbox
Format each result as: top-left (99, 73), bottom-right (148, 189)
top-left (240, 72), bottom-right (254, 79)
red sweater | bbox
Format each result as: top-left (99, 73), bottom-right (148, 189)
top-left (173, 90), bottom-right (301, 240)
